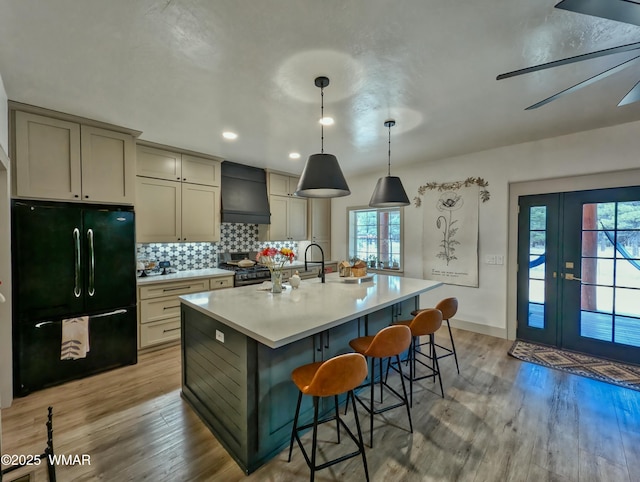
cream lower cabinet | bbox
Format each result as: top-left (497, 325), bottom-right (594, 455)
top-left (14, 110), bottom-right (135, 204)
top-left (135, 178), bottom-right (220, 243)
top-left (138, 276), bottom-right (233, 348)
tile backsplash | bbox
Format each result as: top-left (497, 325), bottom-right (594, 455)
top-left (137, 223), bottom-right (301, 271)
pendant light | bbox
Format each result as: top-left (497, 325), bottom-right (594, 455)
top-left (294, 76), bottom-right (351, 198)
top-left (369, 120), bottom-right (410, 207)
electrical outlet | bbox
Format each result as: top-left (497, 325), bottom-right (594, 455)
top-left (485, 255), bottom-right (496, 265)
top-left (215, 329), bottom-right (225, 343)
top-left (496, 255), bottom-right (504, 265)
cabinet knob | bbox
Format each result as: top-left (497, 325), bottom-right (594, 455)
top-left (177, 177), bottom-right (180, 180)
top-left (84, 195), bottom-right (89, 199)
top-left (183, 178), bottom-right (187, 181)
top-left (74, 194), bottom-right (79, 198)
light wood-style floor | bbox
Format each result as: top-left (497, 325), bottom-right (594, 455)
top-left (2, 329), bottom-right (639, 481)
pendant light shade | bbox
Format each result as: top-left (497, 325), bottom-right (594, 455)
top-left (295, 77), bottom-right (351, 198)
top-left (369, 120), bottom-right (410, 207)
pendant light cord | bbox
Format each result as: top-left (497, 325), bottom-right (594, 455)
top-left (387, 123), bottom-right (392, 176)
top-left (320, 87), bottom-right (324, 154)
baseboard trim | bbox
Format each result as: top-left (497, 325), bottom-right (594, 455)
top-left (450, 318), bottom-right (507, 339)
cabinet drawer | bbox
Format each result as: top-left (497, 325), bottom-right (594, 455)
top-left (139, 279), bottom-right (209, 300)
top-left (140, 296), bottom-right (181, 324)
top-left (209, 277), bottom-right (233, 290)
top-left (140, 318), bottom-right (181, 348)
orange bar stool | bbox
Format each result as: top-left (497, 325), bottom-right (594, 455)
top-left (348, 325), bottom-right (412, 448)
top-left (411, 297), bottom-right (460, 374)
top-left (392, 308), bottom-right (444, 405)
top-left (288, 352), bottom-right (369, 482)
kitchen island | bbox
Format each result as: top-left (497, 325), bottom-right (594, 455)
top-left (179, 272), bottom-right (442, 473)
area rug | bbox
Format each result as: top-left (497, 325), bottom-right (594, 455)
top-left (508, 340), bottom-right (640, 392)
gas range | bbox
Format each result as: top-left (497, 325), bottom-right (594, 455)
top-left (219, 251), bottom-right (272, 287)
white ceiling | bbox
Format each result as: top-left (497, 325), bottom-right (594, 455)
top-left (1, 0), bottom-right (640, 177)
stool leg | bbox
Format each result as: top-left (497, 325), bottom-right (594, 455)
top-left (432, 335), bottom-right (444, 398)
top-left (379, 357), bottom-right (384, 403)
top-left (409, 337), bottom-right (416, 408)
top-left (350, 390), bottom-right (370, 482)
top-left (310, 396), bottom-right (320, 482)
top-left (446, 319), bottom-right (460, 374)
top-left (334, 395), bottom-right (341, 444)
top-left (369, 357), bottom-right (375, 448)
top-left (395, 353), bottom-right (413, 434)
top-left (288, 391), bottom-right (303, 462)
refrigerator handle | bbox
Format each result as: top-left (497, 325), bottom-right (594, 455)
top-left (87, 228), bottom-right (95, 297)
top-left (73, 228), bottom-right (82, 298)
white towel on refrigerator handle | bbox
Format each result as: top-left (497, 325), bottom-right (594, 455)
top-left (61, 316), bottom-right (90, 360)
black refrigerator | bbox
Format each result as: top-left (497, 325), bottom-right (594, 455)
top-left (12, 200), bottom-right (138, 396)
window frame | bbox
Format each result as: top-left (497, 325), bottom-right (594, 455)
top-left (347, 205), bottom-right (405, 272)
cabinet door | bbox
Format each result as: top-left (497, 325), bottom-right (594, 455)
top-left (81, 126), bottom-right (135, 204)
top-left (181, 155), bottom-right (221, 186)
top-left (135, 177), bottom-right (181, 242)
top-left (269, 173), bottom-right (291, 196)
top-left (288, 197), bottom-right (308, 241)
top-left (136, 145), bottom-right (182, 181)
top-left (181, 184), bottom-right (220, 242)
top-left (309, 198), bottom-right (331, 241)
top-left (269, 195), bottom-right (289, 240)
top-left (15, 111), bottom-right (82, 201)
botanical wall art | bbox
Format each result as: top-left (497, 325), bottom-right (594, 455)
top-left (417, 178), bottom-right (489, 287)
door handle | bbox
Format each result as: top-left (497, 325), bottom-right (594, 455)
top-left (87, 228), bottom-right (95, 296)
top-left (565, 273), bottom-right (582, 281)
top-left (73, 228), bottom-right (82, 297)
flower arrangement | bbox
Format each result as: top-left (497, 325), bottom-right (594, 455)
top-left (256, 247), bottom-right (295, 272)
top-left (257, 247), bottom-right (295, 293)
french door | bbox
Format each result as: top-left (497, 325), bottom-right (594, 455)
top-left (517, 187), bottom-right (640, 364)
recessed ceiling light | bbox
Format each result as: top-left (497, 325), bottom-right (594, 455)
top-left (222, 131), bottom-right (238, 140)
top-left (289, 152), bottom-right (301, 159)
top-left (319, 117), bottom-right (334, 126)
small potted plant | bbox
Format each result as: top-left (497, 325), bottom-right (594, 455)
top-left (368, 255), bottom-right (377, 268)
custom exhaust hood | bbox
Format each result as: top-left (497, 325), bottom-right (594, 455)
top-left (221, 161), bottom-right (270, 224)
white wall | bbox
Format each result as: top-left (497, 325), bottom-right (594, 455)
top-left (0, 73), bottom-right (7, 153)
top-left (331, 120), bottom-right (640, 337)
top-left (0, 70), bottom-right (11, 408)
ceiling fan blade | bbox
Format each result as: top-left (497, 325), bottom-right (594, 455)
top-left (556, 0), bottom-right (640, 28)
top-left (525, 54), bottom-right (640, 110)
top-left (618, 80), bottom-right (640, 106)
top-left (496, 41), bottom-right (640, 80)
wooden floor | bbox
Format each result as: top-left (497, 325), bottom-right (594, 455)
top-left (2, 329), bottom-right (640, 481)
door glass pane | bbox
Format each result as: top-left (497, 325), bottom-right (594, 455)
top-left (581, 285), bottom-right (613, 313)
top-left (580, 311), bottom-right (612, 342)
top-left (527, 206), bottom-right (546, 329)
top-left (615, 263), bottom-right (640, 289)
top-left (616, 201), bottom-right (640, 229)
top-left (529, 206), bottom-right (546, 230)
top-left (614, 230), bottom-right (640, 260)
top-left (582, 231), bottom-right (614, 258)
top-left (595, 202), bottom-right (616, 227)
top-left (580, 258), bottom-right (613, 285)
top-left (614, 315), bottom-right (640, 347)
top-left (615, 288), bottom-right (640, 317)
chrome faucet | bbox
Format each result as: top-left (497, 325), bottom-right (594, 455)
top-left (304, 243), bottom-right (325, 283)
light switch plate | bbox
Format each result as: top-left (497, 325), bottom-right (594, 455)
top-left (215, 329), bottom-right (225, 343)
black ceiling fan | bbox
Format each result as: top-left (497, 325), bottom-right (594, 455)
top-left (497, 0), bottom-right (640, 109)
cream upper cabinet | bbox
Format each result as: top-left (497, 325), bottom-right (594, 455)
top-left (181, 183), bottom-right (220, 242)
top-left (14, 111), bottom-right (135, 204)
top-left (269, 172), bottom-right (298, 196)
top-left (135, 177), bottom-right (182, 243)
top-left (80, 126), bottom-right (135, 204)
top-left (182, 154), bottom-right (221, 186)
top-left (260, 172), bottom-right (307, 241)
top-left (136, 145), bottom-right (220, 186)
top-left (309, 198), bottom-right (330, 241)
top-left (15, 111), bottom-right (82, 201)
top-left (135, 144), bottom-right (221, 243)
top-left (308, 198), bottom-right (331, 259)
top-left (136, 145), bottom-right (182, 181)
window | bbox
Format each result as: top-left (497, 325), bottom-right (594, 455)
top-left (348, 206), bottom-right (404, 269)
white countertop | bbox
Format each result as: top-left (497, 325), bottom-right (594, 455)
top-left (136, 268), bottom-right (234, 285)
top-left (180, 272), bottom-right (442, 349)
